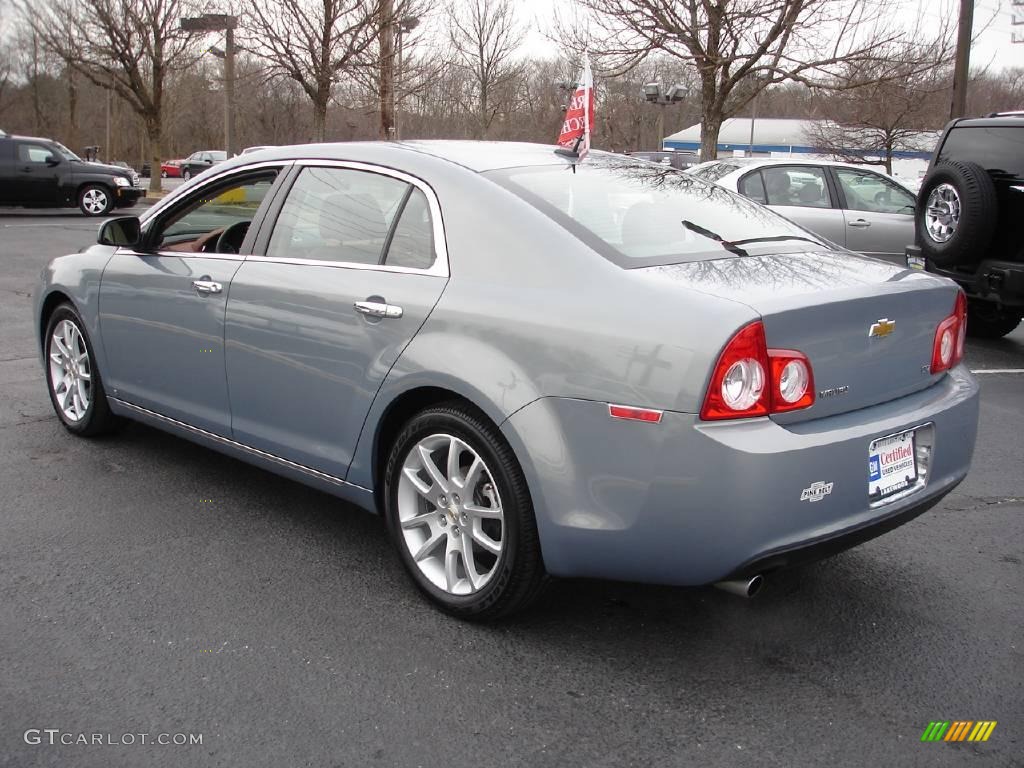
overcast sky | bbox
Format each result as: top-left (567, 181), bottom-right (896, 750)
top-left (510, 0), bottom-right (1022, 72)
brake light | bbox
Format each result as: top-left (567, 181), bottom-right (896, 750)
top-left (700, 321), bottom-right (816, 420)
top-left (930, 291), bottom-right (968, 374)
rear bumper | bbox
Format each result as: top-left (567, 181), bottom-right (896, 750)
top-left (907, 246), bottom-right (1024, 307)
top-left (501, 366), bottom-right (979, 586)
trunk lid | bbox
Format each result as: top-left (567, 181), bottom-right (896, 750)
top-left (641, 250), bottom-right (959, 422)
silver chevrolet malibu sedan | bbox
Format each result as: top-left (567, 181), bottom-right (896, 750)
top-left (35, 142), bottom-right (980, 619)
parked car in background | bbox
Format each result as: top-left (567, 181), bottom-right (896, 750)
top-left (34, 141), bottom-right (978, 618)
top-left (179, 150), bottom-right (228, 180)
top-left (160, 159), bottom-right (182, 178)
top-left (0, 133), bottom-right (142, 215)
top-left (688, 158), bottom-right (917, 264)
top-left (906, 112), bottom-right (1024, 338)
top-left (626, 150), bottom-right (700, 170)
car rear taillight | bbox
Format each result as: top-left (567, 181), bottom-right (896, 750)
top-left (930, 291), bottom-right (968, 374)
top-left (700, 321), bottom-right (815, 421)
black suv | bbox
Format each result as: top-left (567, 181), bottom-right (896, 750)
top-left (907, 113), bottom-right (1024, 338)
top-left (0, 133), bottom-right (143, 216)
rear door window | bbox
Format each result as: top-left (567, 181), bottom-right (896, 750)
top-left (266, 167), bottom-right (409, 265)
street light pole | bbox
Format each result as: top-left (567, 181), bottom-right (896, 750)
top-left (643, 83), bottom-right (687, 150)
top-left (393, 16), bottom-right (419, 141)
top-left (224, 25), bottom-right (236, 156)
top-left (181, 14), bottom-right (238, 154)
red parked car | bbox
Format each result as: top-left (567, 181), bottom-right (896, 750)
top-left (159, 160), bottom-right (182, 178)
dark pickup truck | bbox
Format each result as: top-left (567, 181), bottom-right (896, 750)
top-left (0, 133), bottom-right (143, 216)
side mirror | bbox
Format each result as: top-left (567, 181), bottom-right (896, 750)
top-left (45, 156), bottom-right (61, 167)
top-left (98, 216), bottom-right (142, 247)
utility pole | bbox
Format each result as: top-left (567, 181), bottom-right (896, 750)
top-left (380, 0), bottom-right (395, 139)
top-left (949, 0), bottom-right (974, 119)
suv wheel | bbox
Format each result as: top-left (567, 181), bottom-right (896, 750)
top-left (78, 185), bottom-right (113, 216)
top-left (916, 160), bottom-right (997, 267)
top-left (967, 302), bottom-right (1023, 339)
top-left (383, 403), bottom-right (547, 620)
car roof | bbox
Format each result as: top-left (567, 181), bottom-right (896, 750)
top-left (952, 115), bottom-right (1024, 128)
top-left (2, 134), bottom-right (57, 143)
top-left (237, 140), bottom-right (577, 173)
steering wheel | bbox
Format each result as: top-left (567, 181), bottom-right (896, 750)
top-left (214, 221), bottom-right (251, 254)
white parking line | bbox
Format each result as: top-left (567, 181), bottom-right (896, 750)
top-left (970, 369), bottom-right (1024, 374)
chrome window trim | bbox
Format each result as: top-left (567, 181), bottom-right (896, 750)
top-left (110, 398), bottom-right (369, 491)
top-left (245, 158), bottom-right (450, 278)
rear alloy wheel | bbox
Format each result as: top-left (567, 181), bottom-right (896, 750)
top-left (44, 304), bottom-right (119, 436)
top-left (384, 404), bottom-right (546, 619)
top-left (78, 185), bottom-right (113, 216)
top-left (967, 302), bottom-right (1023, 339)
top-left (182, 168), bottom-right (191, 180)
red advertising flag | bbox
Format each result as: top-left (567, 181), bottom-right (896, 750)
top-left (557, 56), bottom-right (594, 157)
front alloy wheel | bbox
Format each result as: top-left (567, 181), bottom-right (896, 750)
top-left (44, 304), bottom-right (119, 436)
top-left (79, 185), bottom-right (112, 216)
top-left (384, 404), bottom-right (546, 619)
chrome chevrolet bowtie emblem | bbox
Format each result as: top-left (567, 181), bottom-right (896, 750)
top-left (868, 318), bottom-right (895, 339)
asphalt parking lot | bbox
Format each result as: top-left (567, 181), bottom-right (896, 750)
top-left (1, 209), bottom-right (1021, 768)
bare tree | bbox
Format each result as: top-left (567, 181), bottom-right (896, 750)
top-left (24, 0), bottom-right (199, 192)
top-left (448, 0), bottom-right (524, 138)
top-left (805, 40), bottom-right (952, 174)
top-left (244, 0), bottom-right (389, 142)
top-left (568, 0), bottom-right (913, 159)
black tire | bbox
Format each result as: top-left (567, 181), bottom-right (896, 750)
top-left (383, 402), bottom-right (547, 620)
top-left (967, 301), bottom-right (1023, 339)
top-left (43, 303), bottom-right (121, 436)
top-left (916, 160), bottom-right (997, 267)
top-left (160, 170), bottom-right (168, 179)
top-left (78, 184), bottom-right (114, 216)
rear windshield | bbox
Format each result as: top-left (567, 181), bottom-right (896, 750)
top-left (488, 155), bottom-right (826, 267)
top-left (938, 126), bottom-right (1024, 180)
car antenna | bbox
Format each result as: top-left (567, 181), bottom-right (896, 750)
top-left (554, 135), bottom-right (584, 160)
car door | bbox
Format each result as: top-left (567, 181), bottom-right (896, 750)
top-left (224, 162), bottom-right (448, 479)
top-left (10, 141), bottom-right (63, 205)
top-left (831, 167), bottom-right (917, 263)
top-left (0, 140), bottom-right (15, 204)
top-left (738, 165), bottom-right (847, 247)
top-left (98, 165), bottom-right (286, 435)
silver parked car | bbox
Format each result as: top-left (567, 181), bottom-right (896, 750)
top-left (35, 142), bottom-right (979, 618)
top-left (689, 158), bottom-right (918, 263)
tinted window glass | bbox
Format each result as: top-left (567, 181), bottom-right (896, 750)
top-left (762, 166), bottom-right (831, 208)
top-left (17, 143), bottom-right (58, 163)
top-left (834, 168), bottom-right (915, 214)
top-left (938, 126), bottom-right (1024, 180)
top-left (267, 167), bottom-right (408, 264)
top-left (156, 173), bottom-right (277, 252)
top-left (690, 162), bottom-right (739, 182)
top-left (490, 156), bottom-right (825, 267)
top-left (738, 171), bottom-right (767, 203)
top-left (385, 187), bottom-right (435, 270)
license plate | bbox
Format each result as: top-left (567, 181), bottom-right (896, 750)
top-left (906, 254), bottom-right (925, 270)
top-left (869, 430), bottom-right (918, 499)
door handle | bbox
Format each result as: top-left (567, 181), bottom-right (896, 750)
top-left (192, 279), bottom-right (223, 295)
top-left (354, 300), bottom-right (403, 319)
top-left (848, 219), bottom-right (871, 228)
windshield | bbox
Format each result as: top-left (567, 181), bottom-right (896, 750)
top-left (488, 155), bottom-right (827, 268)
top-left (54, 142), bottom-right (82, 162)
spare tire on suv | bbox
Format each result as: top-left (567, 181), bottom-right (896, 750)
top-left (916, 159), bottom-right (998, 267)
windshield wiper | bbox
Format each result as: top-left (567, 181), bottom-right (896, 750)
top-left (727, 235), bottom-right (824, 248)
top-left (680, 220), bottom-right (748, 257)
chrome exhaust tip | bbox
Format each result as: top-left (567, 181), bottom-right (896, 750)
top-left (714, 574), bottom-right (764, 599)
